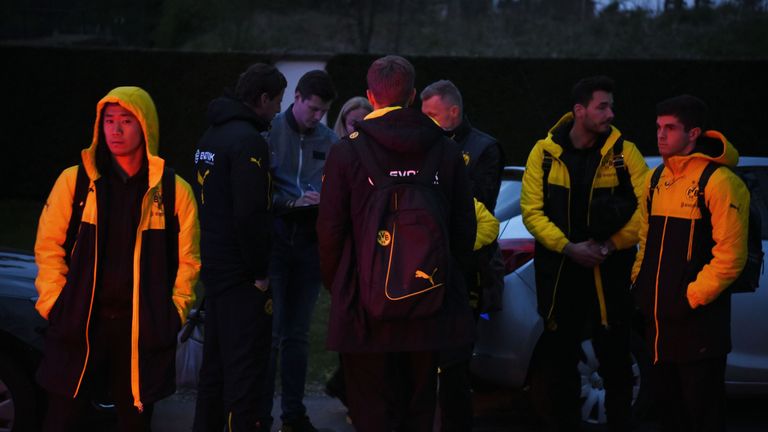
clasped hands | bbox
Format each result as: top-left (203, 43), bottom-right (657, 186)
top-left (563, 239), bottom-right (616, 268)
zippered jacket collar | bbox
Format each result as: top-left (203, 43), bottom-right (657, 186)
top-left (663, 130), bottom-right (739, 175)
top-left (541, 112), bottom-right (623, 158)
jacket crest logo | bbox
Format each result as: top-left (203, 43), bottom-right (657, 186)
top-left (686, 185), bottom-right (700, 200)
top-left (153, 192), bottom-right (165, 215)
top-left (377, 230), bottom-right (391, 246)
top-left (462, 152), bottom-right (470, 166)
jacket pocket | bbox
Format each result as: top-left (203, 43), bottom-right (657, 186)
top-left (657, 273), bottom-right (693, 321)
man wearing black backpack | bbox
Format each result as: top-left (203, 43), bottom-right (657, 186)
top-left (34, 86), bottom-right (201, 431)
top-left (632, 95), bottom-right (750, 432)
top-left (521, 76), bottom-right (647, 431)
top-left (317, 55), bottom-right (476, 432)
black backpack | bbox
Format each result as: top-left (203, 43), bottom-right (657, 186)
top-left (350, 136), bottom-right (450, 321)
top-left (648, 162), bottom-right (764, 293)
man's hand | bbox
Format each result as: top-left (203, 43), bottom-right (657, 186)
top-left (254, 278), bottom-right (269, 291)
top-left (563, 240), bottom-right (606, 268)
top-left (600, 239), bottom-right (617, 257)
top-left (687, 286), bottom-right (705, 309)
top-left (294, 191), bottom-right (320, 207)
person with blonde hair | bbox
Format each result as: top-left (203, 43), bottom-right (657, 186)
top-left (333, 96), bottom-right (372, 137)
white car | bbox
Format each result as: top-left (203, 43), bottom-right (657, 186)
top-left (472, 157), bottom-right (768, 426)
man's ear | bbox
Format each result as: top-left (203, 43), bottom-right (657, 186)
top-left (295, 90), bottom-right (302, 103)
top-left (259, 92), bottom-right (270, 107)
top-left (449, 105), bottom-right (460, 120)
top-left (366, 90), bottom-right (377, 108)
top-left (573, 103), bottom-right (585, 119)
top-left (689, 126), bottom-right (702, 142)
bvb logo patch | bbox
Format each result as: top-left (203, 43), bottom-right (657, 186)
top-left (377, 230), bottom-right (392, 246)
top-left (264, 299), bottom-right (273, 316)
top-left (686, 185), bottom-right (700, 200)
top-left (462, 152), bottom-right (470, 166)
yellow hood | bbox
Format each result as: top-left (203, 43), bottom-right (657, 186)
top-left (81, 86), bottom-right (164, 186)
top-left (663, 130), bottom-right (739, 175)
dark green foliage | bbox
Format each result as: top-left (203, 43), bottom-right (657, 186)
top-left (4, 47), bottom-right (767, 201)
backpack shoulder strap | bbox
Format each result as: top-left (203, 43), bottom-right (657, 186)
top-left (163, 166), bottom-right (177, 225)
top-left (696, 162), bottom-right (723, 220)
top-left (63, 164), bottom-right (90, 265)
top-left (162, 166), bottom-right (179, 288)
top-left (542, 150), bottom-right (553, 198)
top-left (647, 164), bottom-right (665, 215)
top-left (612, 137), bottom-right (624, 159)
top-left (612, 137), bottom-right (632, 188)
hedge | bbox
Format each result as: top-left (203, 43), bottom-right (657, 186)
top-left (4, 46), bottom-right (767, 201)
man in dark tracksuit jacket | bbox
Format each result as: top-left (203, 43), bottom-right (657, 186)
top-left (317, 56), bottom-right (477, 432)
top-left (421, 79), bottom-right (504, 432)
top-left (192, 64), bottom-right (286, 432)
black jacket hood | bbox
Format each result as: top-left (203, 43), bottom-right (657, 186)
top-left (356, 107), bottom-right (444, 153)
top-left (206, 96), bottom-right (270, 132)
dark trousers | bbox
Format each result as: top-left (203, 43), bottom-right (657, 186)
top-left (437, 355), bottom-right (473, 432)
top-left (43, 315), bottom-right (154, 432)
top-left (262, 219), bottom-right (321, 422)
top-left (438, 344), bottom-right (474, 432)
top-left (342, 351), bottom-right (438, 432)
top-left (528, 312), bottom-right (633, 432)
top-left (193, 281), bottom-right (273, 432)
top-left (437, 295), bottom-right (480, 432)
top-left (650, 356), bottom-right (727, 432)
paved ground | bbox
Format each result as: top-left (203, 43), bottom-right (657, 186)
top-left (126, 388), bottom-right (768, 432)
top-left (152, 390), bottom-right (354, 432)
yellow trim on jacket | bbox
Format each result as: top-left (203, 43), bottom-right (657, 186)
top-left (474, 199), bottom-right (499, 251)
top-left (521, 112), bottom-right (649, 253)
top-left (631, 131), bottom-right (749, 308)
top-left (34, 86), bottom-right (201, 410)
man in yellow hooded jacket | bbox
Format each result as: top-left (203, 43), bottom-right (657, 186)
top-left (521, 76), bottom-right (648, 431)
top-left (632, 95), bottom-right (749, 432)
top-left (34, 86), bottom-right (200, 431)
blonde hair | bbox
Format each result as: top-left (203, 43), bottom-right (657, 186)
top-left (333, 96), bottom-right (373, 137)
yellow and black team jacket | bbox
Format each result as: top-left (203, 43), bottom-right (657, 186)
top-left (34, 87), bottom-right (201, 410)
top-left (521, 112), bottom-right (648, 328)
top-left (631, 131), bottom-right (749, 363)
